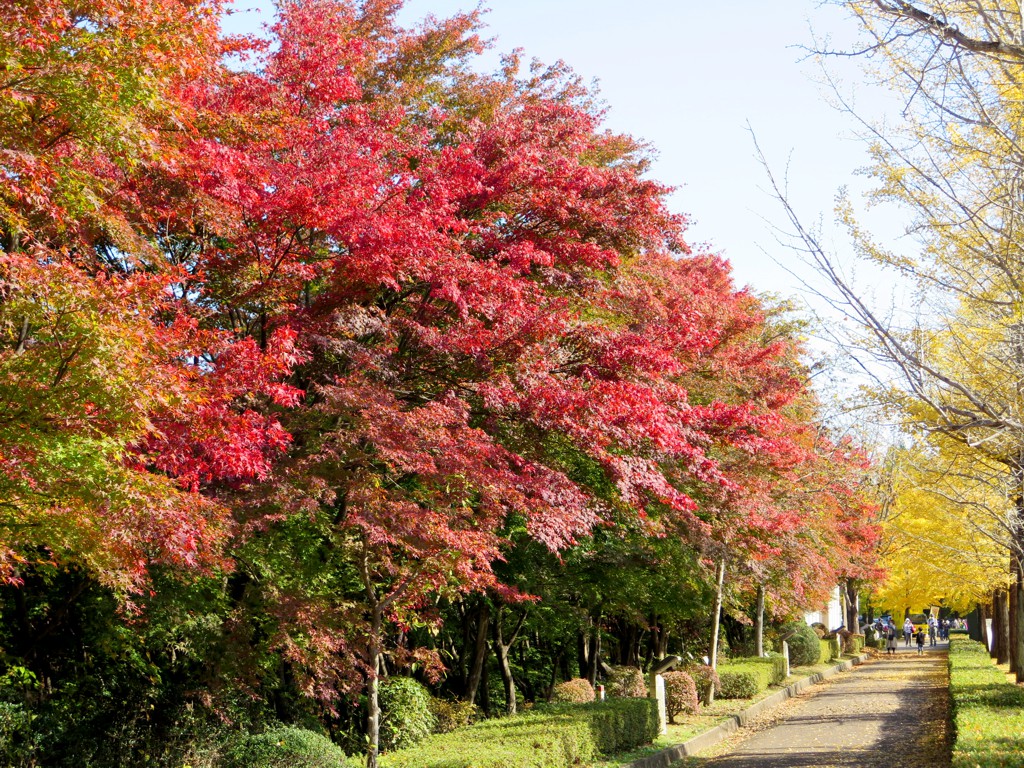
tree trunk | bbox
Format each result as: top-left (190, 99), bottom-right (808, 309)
top-left (491, 606), bottom-right (527, 715)
top-left (844, 579), bottom-right (860, 632)
top-left (366, 606), bottom-right (382, 768)
top-left (997, 588), bottom-right (1010, 664)
top-left (463, 601), bottom-right (490, 704)
top-left (706, 559), bottom-right (726, 706)
top-left (1011, 568), bottom-right (1020, 674)
top-left (979, 601), bottom-right (990, 652)
top-left (585, 618), bottom-right (601, 686)
top-left (1015, 554), bottom-right (1024, 682)
top-left (577, 621), bottom-right (590, 680)
top-left (754, 584), bottom-right (765, 657)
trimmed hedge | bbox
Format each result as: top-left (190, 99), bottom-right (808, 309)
top-left (743, 655), bottom-right (787, 685)
top-left (845, 633), bottom-right (865, 655)
top-left (717, 670), bottom-right (761, 699)
top-left (222, 726), bottom-right (354, 768)
top-left (818, 637), bottom-right (840, 664)
top-left (380, 698), bottom-right (658, 768)
top-left (948, 637), bottom-right (1024, 768)
top-left (715, 659), bottom-right (777, 699)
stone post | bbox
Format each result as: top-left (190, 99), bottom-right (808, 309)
top-left (781, 640), bottom-right (790, 678)
top-left (650, 674), bottom-right (667, 734)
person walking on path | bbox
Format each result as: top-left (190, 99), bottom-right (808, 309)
top-left (928, 617), bottom-right (937, 646)
top-left (916, 628), bottom-right (926, 655)
top-left (904, 617), bottom-right (914, 647)
top-left (886, 628), bottom-right (898, 655)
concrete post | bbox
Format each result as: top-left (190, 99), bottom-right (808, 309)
top-left (650, 673), bottom-right (667, 734)
top-left (781, 640), bottom-right (790, 678)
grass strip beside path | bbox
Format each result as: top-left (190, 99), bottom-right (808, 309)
top-left (948, 636), bottom-right (1024, 768)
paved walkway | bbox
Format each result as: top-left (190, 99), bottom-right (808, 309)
top-left (698, 643), bottom-right (950, 768)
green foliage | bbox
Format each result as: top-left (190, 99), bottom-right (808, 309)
top-left (222, 726), bottom-right (353, 768)
top-left (845, 633), bottom-right (866, 655)
top-left (818, 637), bottom-right (841, 664)
top-left (0, 702), bottom-right (33, 765)
top-left (683, 664), bottom-right (720, 702)
top-left (379, 677), bottom-right (435, 751)
top-left (662, 671), bottom-right (698, 722)
top-left (716, 670), bottom-right (761, 699)
top-left (948, 637), bottom-right (1024, 767)
top-left (738, 655), bottom-right (787, 685)
top-left (380, 699), bottom-right (658, 768)
top-left (604, 666), bottom-right (647, 698)
top-left (715, 659), bottom-right (777, 699)
top-left (551, 678), bottom-right (595, 703)
top-left (781, 622), bottom-right (821, 667)
top-left (427, 698), bottom-right (476, 734)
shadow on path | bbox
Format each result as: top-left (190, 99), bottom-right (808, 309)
top-left (685, 647), bottom-right (950, 768)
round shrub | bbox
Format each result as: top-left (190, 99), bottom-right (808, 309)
top-left (663, 671), bottom-right (698, 723)
top-left (605, 666), bottom-right (647, 699)
top-left (427, 697), bottom-right (476, 734)
top-left (551, 678), bottom-right (596, 703)
top-left (379, 676), bottom-right (435, 751)
top-left (782, 621), bottom-right (822, 667)
top-left (684, 664), bottom-right (720, 702)
top-left (717, 670), bottom-right (760, 699)
top-left (222, 726), bottom-right (351, 768)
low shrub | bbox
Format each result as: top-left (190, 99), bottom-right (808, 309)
top-left (948, 637), bottom-right (1024, 767)
top-left (740, 655), bottom-right (787, 685)
top-left (428, 697), bottom-right (476, 734)
top-left (844, 633), bottom-right (865, 655)
top-left (717, 670), bottom-right (760, 699)
top-left (818, 637), bottom-right (840, 664)
top-left (222, 726), bottom-right (353, 768)
top-left (781, 622), bottom-right (821, 667)
top-left (551, 678), bottom-right (596, 703)
top-left (380, 698), bottom-right (658, 768)
top-left (684, 664), bottom-right (720, 702)
top-left (379, 677), bottom-right (435, 751)
top-left (662, 671), bottom-right (698, 722)
top-left (605, 666), bottom-right (647, 699)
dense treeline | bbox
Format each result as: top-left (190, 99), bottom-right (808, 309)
top-left (0, 1), bottom-right (878, 765)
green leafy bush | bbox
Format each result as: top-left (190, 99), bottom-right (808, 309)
top-left (781, 622), bottom-right (821, 667)
top-left (379, 677), bottom-right (435, 751)
top-left (844, 633), bottom-right (865, 654)
top-left (720, 660), bottom-right (774, 690)
top-left (739, 655), bottom-right (786, 685)
top-left (380, 699), bottom-right (658, 768)
top-left (663, 671), bottom-right (698, 722)
top-left (948, 637), bottom-right (1024, 767)
top-left (605, 666), bottom-right (647, 698)
top-left (222, 726), bottom-right (352, 768)
top-left (684, 664), bottom-right (720, 702)
top-left (818, 637), bottom-right (841, 664)
top-left (551, 678), bottom-right (596, 703)
top-left (717, 670), bottom-right (760, 699)
top-left (427, 697), bottom-right (476, 734)
top-left (0, 702), bottom-right (33, 765)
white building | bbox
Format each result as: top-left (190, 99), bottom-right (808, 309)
top-left (804, 585), bottom-right (844, 632)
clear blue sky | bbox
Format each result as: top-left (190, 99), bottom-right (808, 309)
top-left (222, 1), bottom-right (896, 301)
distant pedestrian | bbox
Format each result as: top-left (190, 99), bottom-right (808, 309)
top-left (916, 629), bottom-right (926, 655)
top-left (886, 628), bottom-right (898, 655)
top-left (928, 618), bottom-right (937, 646)
top-left (904, 618), bottom-right (914, 646)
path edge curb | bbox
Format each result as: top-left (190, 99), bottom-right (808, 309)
top-left (624, 652), bottom-right (870, 768)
